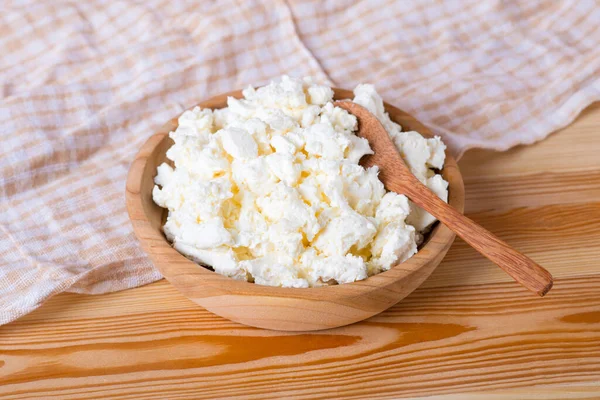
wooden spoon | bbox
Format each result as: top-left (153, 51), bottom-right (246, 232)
top-left (335, 100), bottom-right (553, 297)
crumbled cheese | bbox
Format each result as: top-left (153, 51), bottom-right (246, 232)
top-left (219, 127), bottom-right (258, 160)
top-left (313, 211), bottom-right (377, 257)
top-left (406, 174), bottom-right (449, 231)
top-left (300, 248), bottom-right (367, 286)
top-left (240, 256), bottom-right (309, 288)
top-left (152, 76), bottom-right (448, 288)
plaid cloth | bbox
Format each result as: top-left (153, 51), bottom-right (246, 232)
top-left (1, 0), bottom-right (599, 325)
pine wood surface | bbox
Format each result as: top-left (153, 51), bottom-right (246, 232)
top-left (1, 103), bottom-right (599, 399)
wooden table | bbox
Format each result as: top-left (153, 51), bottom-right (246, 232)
top-left (2, 104), bottom-right (600, 400)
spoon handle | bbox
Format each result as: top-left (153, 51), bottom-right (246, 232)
top-left (403, 181), bottom-right (553, 297)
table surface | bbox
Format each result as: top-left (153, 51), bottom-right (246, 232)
top-left (2, 103), bottom-right (600, 400)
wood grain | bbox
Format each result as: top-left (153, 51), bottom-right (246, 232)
top-left (460, 103), bottom-right (600, 214)
top-left (1, 102), bottom-right (598, 399)
top-left (125, 89), bottom-right (464, 331)
top-left (424, 202), bottom-right (600, 289)
top-left (1, 276), bottom-right (599, 399)
top-left (334, 101), bottom-right (552, 297)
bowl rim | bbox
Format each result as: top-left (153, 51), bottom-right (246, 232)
top-left (126, 88), bottom-right (464, 300)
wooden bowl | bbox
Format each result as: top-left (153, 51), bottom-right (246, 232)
top-left (126, 88), bottom-right (465, 331)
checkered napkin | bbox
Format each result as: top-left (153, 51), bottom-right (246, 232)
top-left (2, 0), bottom-right (599, 325)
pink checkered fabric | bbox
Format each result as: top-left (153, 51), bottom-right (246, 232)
top-left (1, 0), bottom-right (599, 325)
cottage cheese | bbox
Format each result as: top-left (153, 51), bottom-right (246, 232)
top-left (152, 76), bottom-right (448, 287)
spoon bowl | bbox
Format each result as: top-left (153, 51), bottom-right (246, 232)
top-left (126, 88), bottom-right (465, 331)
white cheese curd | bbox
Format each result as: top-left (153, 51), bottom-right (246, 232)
top-left (152, 76), bottom-right (448, 288)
